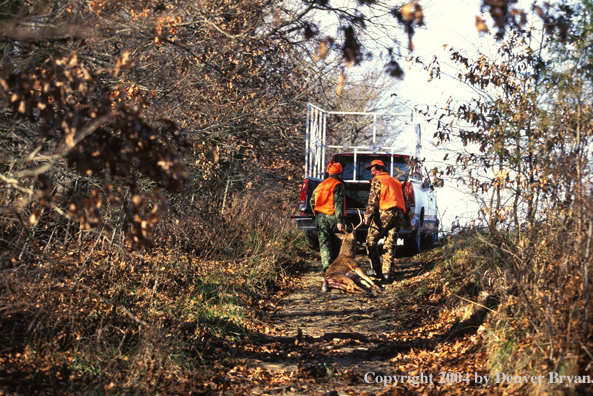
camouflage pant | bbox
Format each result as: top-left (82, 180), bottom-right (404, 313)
top-left (315, 213), bottom-right (342, 270)
top-left (366, 207), bottom-right (404, 277)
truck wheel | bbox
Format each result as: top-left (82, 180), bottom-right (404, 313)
top-left (420, 220), bottom-right (440, 249)
top-left (305, 229), bottom-right (319, 250)
top-left (405, 230), bottom-right (421, 255)
top-left (421, 232), bottom-right (436, 248)
top-left (431, 219), bottom-right (440, 245)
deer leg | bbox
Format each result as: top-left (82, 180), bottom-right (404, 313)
top-left (343, 269), bottom-right (380, 292)
top-left (329, 281), bottom-right (366, 294)
top-left (336, 283), bottom-right (368, 294)
top-left (345, 279), bottom-right (367, 294)
top-left (325, 274), bottom-right (367, 294)
top-left (353, 268), bottom-right (382, 291)
top-left (321, 278), bottom-right (329, 293)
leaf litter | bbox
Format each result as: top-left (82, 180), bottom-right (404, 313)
top-left (215, 249), bottom-right (516, 396)
top-left (0, 239), bottom-right (533, 395)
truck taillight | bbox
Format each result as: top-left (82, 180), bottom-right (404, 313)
top-left (405, 181), bottom-right (415, 207)
top-left (299, 179), bottom-right (310, 215)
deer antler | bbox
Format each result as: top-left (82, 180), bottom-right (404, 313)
top-left (353, 208), bottom-right (363, 231)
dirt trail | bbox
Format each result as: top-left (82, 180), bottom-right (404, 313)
top-left (227, 249), bottom-right (501, 396)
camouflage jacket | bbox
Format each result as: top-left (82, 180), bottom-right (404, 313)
top-left (364, 177), bottom-right (382, 221)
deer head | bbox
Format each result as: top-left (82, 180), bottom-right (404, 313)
top-left (336, 209), bottom-right (363, 258)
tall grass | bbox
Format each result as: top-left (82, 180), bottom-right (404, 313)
top-left (439, 194), bottom-right (593, 394)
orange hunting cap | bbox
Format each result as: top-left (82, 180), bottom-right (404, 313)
top-left (327, 162), bottom-right (343, 175)
top-left (365, 159), bottom-right (386, 170)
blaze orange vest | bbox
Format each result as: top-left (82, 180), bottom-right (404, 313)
top-left (376, 172), bottom-right (406, 213)
top-left (314, 178), bottom-right (346, 215)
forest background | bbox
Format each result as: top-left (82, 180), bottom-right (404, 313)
top-left (0, 0), bottom-right (592, 394)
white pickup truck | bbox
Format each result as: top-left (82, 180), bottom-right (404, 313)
top-left (293, 103), bottom-right (443, 254)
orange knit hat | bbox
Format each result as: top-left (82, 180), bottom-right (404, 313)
top-left (327, 162), bottom-right (343, 175)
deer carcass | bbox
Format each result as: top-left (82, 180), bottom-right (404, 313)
top-left (321, 211), bottom-right (381, 294)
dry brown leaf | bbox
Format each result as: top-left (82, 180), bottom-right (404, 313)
top-left (475, 16), bottom-right (489, 33)
top-left (336, 69), bottom-right (345, 96)
top-left (319, 41), bottom-right (328, 60)
top-left (400, 2), bottom-right (415, 22)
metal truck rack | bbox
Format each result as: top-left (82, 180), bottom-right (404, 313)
top-left (305, 102), bottom-right (422, 181)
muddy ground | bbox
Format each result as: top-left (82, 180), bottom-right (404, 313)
top-left (210, 247), bottom-right (516, 396)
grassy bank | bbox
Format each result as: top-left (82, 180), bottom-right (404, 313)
top-left (433, 222), bottom-right (593, 395)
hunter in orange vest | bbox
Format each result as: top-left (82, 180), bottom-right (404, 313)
top-left (363, 160), bottom-right (406, 280)
top-left (310, 162), bottom-right (346, 272)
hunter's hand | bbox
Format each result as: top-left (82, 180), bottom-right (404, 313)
top-left (363, 217), bottom-right (370, 226)
top-left (337, 223), bottom-right (345, 232)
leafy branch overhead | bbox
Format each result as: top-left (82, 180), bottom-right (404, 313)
top-left (0, 52), bottom-right (187, 245)
top-left (476, 0), bottom-right (574, 42)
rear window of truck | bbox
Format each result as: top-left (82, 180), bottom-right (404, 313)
top-left (331, 155), bottom-right (409, 181)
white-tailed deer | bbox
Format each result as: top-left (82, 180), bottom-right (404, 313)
top-left (322, 210), bottom-right (381, 294)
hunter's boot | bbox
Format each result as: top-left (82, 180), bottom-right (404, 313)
top-left (366, 242), bottom-right (383, 278)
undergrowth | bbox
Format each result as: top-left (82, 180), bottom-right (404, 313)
top-left (0, 187), bottom-right (307, 394)
top-left (437, 215), bottom-right (593, 395)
